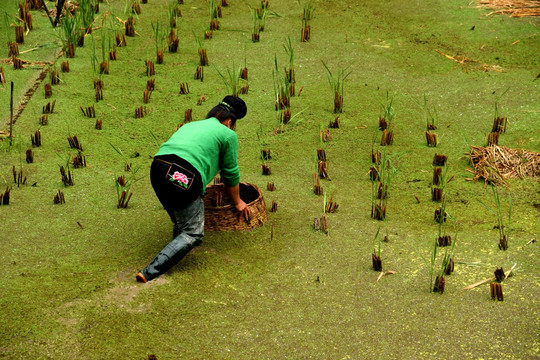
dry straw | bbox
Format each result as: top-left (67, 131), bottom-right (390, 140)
top-left (475, 0), bottom-right (540, 17)
top-left (467, 145), bottom-right (540, 185)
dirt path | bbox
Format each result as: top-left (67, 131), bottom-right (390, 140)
top-left (2, 50), bottom-right (63, 128)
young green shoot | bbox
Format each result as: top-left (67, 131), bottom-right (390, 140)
top-left (494, 87), bottom-right (510, 119)
top-left (381, 92), bottom-right (395, 128)
top-left (215, 63), bottom-right (244, 97)
top-left (418, 238), bottom-right (439, 292)
top-left (478, 185), bottom-right (512, 249)
top-left (321, 61), bottom-right (352, 113)
top-left (151, 19), bottom-right (166, 52)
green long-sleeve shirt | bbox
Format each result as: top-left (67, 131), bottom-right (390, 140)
top-left (155, 117), bottom-right (240, 192)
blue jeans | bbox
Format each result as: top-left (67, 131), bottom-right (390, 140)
top-left (142, 197), bottom-right (204, 281)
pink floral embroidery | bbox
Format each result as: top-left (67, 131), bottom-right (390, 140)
top-left (172, 171), bottom-right (189, 184)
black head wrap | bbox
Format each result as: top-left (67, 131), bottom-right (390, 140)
top-left (219, 96), bottom-right (247, 120)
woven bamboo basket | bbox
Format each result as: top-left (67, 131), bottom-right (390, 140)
top-left (204, 182), bottom-right (267, 231)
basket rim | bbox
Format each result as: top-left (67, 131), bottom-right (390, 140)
top-left (204, 182), bottom-right (263, 210)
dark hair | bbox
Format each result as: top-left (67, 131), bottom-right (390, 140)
top-left (206, 96), bottom-right (247, 129)
top-left (206, 106), bottom-right (237, 128)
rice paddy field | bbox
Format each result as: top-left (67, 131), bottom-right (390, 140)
top-left (0, 0), bottom-right (539, 358)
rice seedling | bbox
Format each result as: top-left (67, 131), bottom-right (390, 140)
top-left (435, 194), bottom-right (453, 247)
top-left (53, 190), bottom-right (65, 204)
top-left (184, 108), bottom-right (192, 123)
top-left (14, 22), bottom-right (24, 44)
top-left (39, 114), bottom-right (48, 125)
top-left (486, 131), bottom-right (499, 146)
top-left (255, 6), bottom-right (268, 31)
top-left (283, 38), bottom-right (295, 95)
top-left (72, 151), bottom-right (87, 168)
top-left (25, 149), bottom-right (33, 163)
top-left (431, 161), bottom-right (450, 203)
top-left (195, 34), bottom-right (209, 66)
top-left (412, 93), bottom-right (439, 131)
top-left (59, 13), bottom-right (79, 57)
top-left (18, 1), bottom-right (32, 31)
top-left (12, 165), bottom-right (27, 187)
top-left (94, 79), bottom-right (103, 101)
top-left (221, 0), bottom-right (228, 6)
top-left (168, 1), bottom-right (179, 28)
top-left (4, 13), bottom-right (19, 57)
top-left (44, 83), bottom-right (52, 98)
top-left (317, 159), bottom-right (330, 180)
top-left (31, 129), bottom-right (41, 147)
top-left (322, 61), bottom-right (352, 114)
top-left (145, 60), bottom-right (155, 76)
top-left (13, 58), bottom-right (24, 70)
top-left (313, 214), bottom-right (328, 234)
top-left (98, 31), bottom-right (110, 74)
top-left (320, 128), bottom-right (331, 143)
top-left (61, 60), bottom-right (70, 72)
top-left (433, 153), bottom-right (447, 167)
top-left (151, 20), bottom-right (166, 63)
top-left (266, 182), bottom-right (275, 191)
top-left (418, 239), bottom-right (442, 293)
top-left (115, 163), bottom-right (140, 208)
top-left (251, 8), bottom-right (261, 42)
top-left (370, 150), bottom-right (398, 221)
top-left (379, 93), bottom-right (395, 145)
top-left (194, 66), bottom-right (204, 81)
top-left (490, 282), bottom-right (504, 301)
top-left (80, 105), bottom-right (96, 118)
top-left (78, 0), bottom-right (96, 37)
top-left (42, 100), bottom-right (56, 114)
top-left (323, 191), bottom-right (338, 213)
top-left (478, 185), bottom-right (511, 250)
top-left (270, 200), bottom-right (277, 212)
top-left (216, 63), bottom-right (245, 97)
top-left (262, 164), bottom-right (271, 175)
top-left (124, 12), bottom-right (135, 37)
top-left (60, 165), bottom-right (74, 186)
top-left (143, 88), bottom-right (151, 103)
top-left (272, 56), bottom-right (291, 110)
top-left (168, 28), bottom-right (179, 53)
top-left (494, 267), bottom-right (505, 282)
top-left (134, 106), bottom-right (147, 118)
top-left (491, 117), bottom-right (508, 134)
top-left (370, 135), bottom-right (381, 165)
top-left (371, 226), bottom-right (383, 271)
top-left (67, 135), bottom-right (83, 151)
top-left (328, 116), bottom-right (340, 129)
top-left (299, 0), bottom-right (314, 42)
top-left (95, 119), bottom-right (103, 130)
top-left (131, 0), bottom-right (142, 15)
top-left (209, 0), bottom-right (220, 30)
top-left (0, 186), bottom-right (11, 205)
top-left (196, 95), bottom-right (207, 105)
top-left (89, 36), bottom-right (105, 101)
top-left (425, 131), bottom-right (437, 147)
top-left (116, 31), bottom-right (127, 46)
top-left (313, 173), bottom-right (323, 195)
top-left (241, 55), bottom-right (248, 80)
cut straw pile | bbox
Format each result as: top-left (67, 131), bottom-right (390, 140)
top-left (467, 145), bottom-right (540, 185)
top-left (476, 0), bottom-right (540, 17)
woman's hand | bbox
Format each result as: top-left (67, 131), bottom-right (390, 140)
top-left (235, 200), bottom-right (250, 222)
top-left (225, 184), bottom-right (250, 222)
